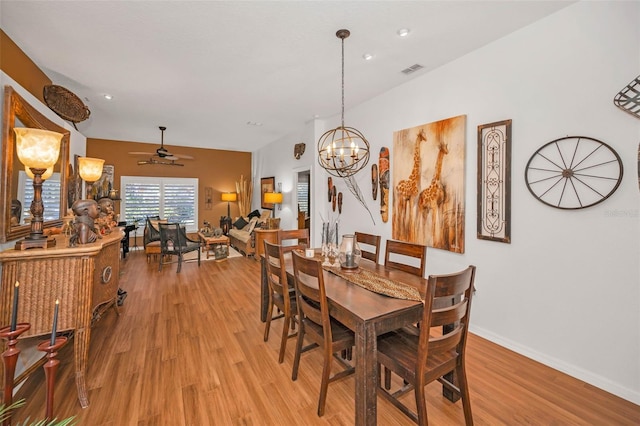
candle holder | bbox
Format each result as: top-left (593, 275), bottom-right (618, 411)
top-left (1, 322), bottom-right (31, 424)
top-left (37, 336), bottom-right (68, 422)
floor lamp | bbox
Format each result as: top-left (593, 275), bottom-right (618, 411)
top-left (220, 192), bottom-right (236, 235)
top-left (13, 127), bottom-right (63, 250)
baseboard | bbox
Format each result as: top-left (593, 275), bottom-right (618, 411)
top-left (469, 325), bottom-right (640, 405)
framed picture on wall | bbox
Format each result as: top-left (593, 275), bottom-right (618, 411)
top-left (477, 119), bottom-right (511, 243)
top-left (261, 176), bottom-right (275, 210)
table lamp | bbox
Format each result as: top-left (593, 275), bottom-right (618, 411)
top-left (78, 157), bottom-right (105, 199)
top-left (221, 192), bottom-right (237, 218)
top-left (13, 127), bottom-right (63, 250)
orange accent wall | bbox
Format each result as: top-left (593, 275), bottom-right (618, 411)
top-left (0, 30), bottom-right (51, 104)
top-left (86, 138), bottom-right (252, 226)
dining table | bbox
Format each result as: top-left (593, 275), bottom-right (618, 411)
top-left (260, 250), bottom-right (428, 425)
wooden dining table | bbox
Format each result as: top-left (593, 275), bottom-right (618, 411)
top-left (260, 251), bottom-right (426, 425)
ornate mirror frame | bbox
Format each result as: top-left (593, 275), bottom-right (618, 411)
top-left (0, 85), bottom-right (70, 243)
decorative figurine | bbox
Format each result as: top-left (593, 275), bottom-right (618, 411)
top-left (70, 199), bottom-right (100, 245)
top-left (96, 197), bottom-right (117, 234)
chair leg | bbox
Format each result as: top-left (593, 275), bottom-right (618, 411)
top-left (291, 325), bottom-right (305, 381)
top-left (177, 253), bottom-right (182, 273)
top-left (415, 378), bottom-right (428, 425)
top-left (458, 364), bottom-right (474, 425)
top-left (278, 312), bottom-right (291, 363)
top-left (317, 348), bottom-right (332, 417)
top-left (384, 367), bottom-right (392, 390)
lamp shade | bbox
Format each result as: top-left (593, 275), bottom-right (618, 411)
top-left (14, 127), bottom-right (63, 169)
top-left (78, 157), bottom-right (105, 182)
top-left (221, 192), bottom-right (237, 202)
top-left (25, 165), bottom-right (54, 180)
top-left (263, 192), bottom-right (283, 204)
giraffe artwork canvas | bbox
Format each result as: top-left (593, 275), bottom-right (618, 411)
top-left (392, 115), bottom-right (466, 253)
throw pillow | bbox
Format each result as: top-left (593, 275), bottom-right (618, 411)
top-left (258, 210), bottom-right (271, 224)
top-left (233, 216), bottom-right (248, 229)
top-left (248, 209), bottom-right (261, 219)
top-left (246, 217), bottom-right (259, 234)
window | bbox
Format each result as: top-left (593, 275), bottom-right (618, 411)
top-left (120, 176), bottom-right (198, 231)
top-left (17, 171), bottom-right (61, 223)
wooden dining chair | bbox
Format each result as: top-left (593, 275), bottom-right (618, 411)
top-left (291, 250), bottom-right (355, 417)
top-left (377, 265), bottom-right (477, 425)
top-left (354, 231), bottom-right (381, 263)
top-left (263, 240), bottom-right (298, 363)
top-left (384, 239), bottom-right (427, 277)
top-left (277, 228), bottom-right (309, 252)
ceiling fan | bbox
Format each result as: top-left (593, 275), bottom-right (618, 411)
top-left (129, 126), bottom-right (194, 165)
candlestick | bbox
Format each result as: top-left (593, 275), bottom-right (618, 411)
top-left (10, 281), bottom-right (19, 332)
top-left (50, 299), bottom-right (59, 346)
top-left (325, 222), bottom-right (329, 246)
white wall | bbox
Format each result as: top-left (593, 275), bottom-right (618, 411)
top-left (0, 72), bottom-right (87, 251)
top-left (252, 120), bottom-right (316, 230)
top-left (254, 1), bottom-right (640, 403)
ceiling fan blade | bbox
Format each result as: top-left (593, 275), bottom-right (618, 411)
top-left (164, 155), bottom-right (179, 161)
top-left (129, 151), bottom-right (155, 156)
top-left (173, 154), bottom-right (194, 160)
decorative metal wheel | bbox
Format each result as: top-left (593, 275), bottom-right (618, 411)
top-left (525, 136), bottom-right (623, 209)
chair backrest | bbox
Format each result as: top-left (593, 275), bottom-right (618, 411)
top-left (159, 222), bottom-right (184, 253)
top-left (278, 228), bottom-right (310, 252)
top-left (144, 216), bottom-right (163, 245)
top-left (264, 240), bottom-right (293, 305)
top-left (354, 232), bottom-right (381, 263)
top-left (291, 250), bottom-right (332, 345)
top-left (384, 240), bottom-right (427, 277)
top-left (418, 266), bottom-right (476, 368)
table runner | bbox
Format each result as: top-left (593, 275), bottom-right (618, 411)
top-left (324, 266), bottom-right (422, 301)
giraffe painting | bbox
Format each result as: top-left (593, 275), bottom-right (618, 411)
top-left (419, 139), bottom-right (448, 246)
top-left (393, 128), bottom-right (427, 239)
top-left (392, 115), bottom-right (466, 253)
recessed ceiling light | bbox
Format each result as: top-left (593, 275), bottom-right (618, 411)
top-left (104, 94), bottom-right (113, 100)
top-left (397, 28), bottom-right (410, 37)
top-left (362, 53), bottom-right (374, 61)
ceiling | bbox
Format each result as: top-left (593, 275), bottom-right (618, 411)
top-left (1, 1), bottom-right (573, 153)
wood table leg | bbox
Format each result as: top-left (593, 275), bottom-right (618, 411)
top-left (260, 257), bottom-right (268, 322)
top-left (355, 321), bottom-right (377, 426)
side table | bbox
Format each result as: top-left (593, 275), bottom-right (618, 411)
top-left (198, 232), bottom-right (230, 260)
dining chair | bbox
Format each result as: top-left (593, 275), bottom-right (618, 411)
top-left (291, 250), bottom-right (355, 417)
top-left (263, 240), bottom-right (298, 363)
top-left (384, 239), bottom-right (427, 277)
top-left (354, 231), bottom-right (381, 263)
top-left (277, 228), bottom-right (310, 252)
top-left (377, 265), bottom-right (477, 425)
top-left (158, 223), bottom-right (201, 272)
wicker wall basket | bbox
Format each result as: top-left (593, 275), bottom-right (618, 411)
top-left (43, 84), bottom-right (91, 129)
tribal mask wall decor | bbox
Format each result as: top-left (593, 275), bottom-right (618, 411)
top-left (294, 142), bottom-right (306, 160)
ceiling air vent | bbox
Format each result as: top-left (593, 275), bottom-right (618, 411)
top-left (401, 64), bottom-right (424, 75)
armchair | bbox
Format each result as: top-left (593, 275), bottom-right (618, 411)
top-left (143, 216), bottom-right (163, 263)
top-left (158, 223), bottom-right (201, 272)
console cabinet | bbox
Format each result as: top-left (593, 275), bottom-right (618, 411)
top-left (0, 231), bottom-right (122, 408)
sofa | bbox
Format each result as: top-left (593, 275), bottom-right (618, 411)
top-left (227, 211), bottom-right (270, 257)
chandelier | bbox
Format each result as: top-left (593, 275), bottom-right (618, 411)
top-left (317, 29), bottom-right (370, 178)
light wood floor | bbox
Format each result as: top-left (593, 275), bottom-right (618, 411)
top-left (11, 249), bottom-right (640, 425)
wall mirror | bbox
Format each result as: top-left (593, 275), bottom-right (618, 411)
top-left (1, 85), bottom-right (70, 243)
